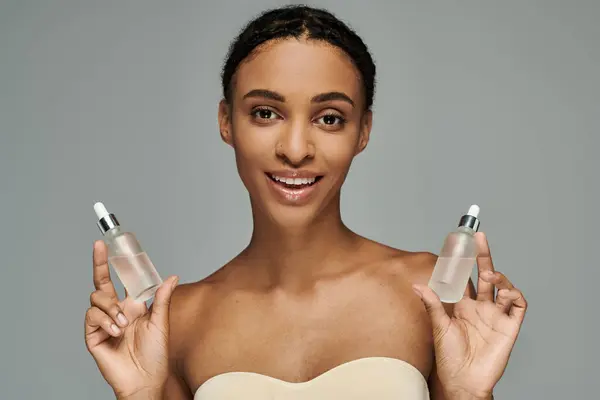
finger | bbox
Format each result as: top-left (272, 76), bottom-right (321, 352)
top-left (479, 270), bottom-right (514, 289)
top-left (149, 276), bottom-right (179, 329)
top-left (412, 284), bottom-right (452, 340)
top-left (480, 270), bottom-right (515, 310)
top-left (92, 240), bottom-right (118, 298)
top-left (480, 270), bottom-right (515, 291)
top-left (495, 288), bottom-right (515, 314)
top-left (495, 288), bottom-right (526, 316)
top-left (475, 232), bottom-right (496, 302)
top-left (508, 288), bottom-right (527, 322)
top-left (85, 306), bottom-right (123, 338)
top-left (90, 290), bottom-right (129, 328)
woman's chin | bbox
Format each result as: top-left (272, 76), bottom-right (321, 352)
top-left (266, 203), bottom-right (324, 229)
top-left (247, 177), bottom-right (340, 229)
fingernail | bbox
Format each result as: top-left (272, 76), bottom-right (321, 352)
top-left (117, 313), bottom-right (128, 326)
top-left (412, 285), bottom-right (422, 297)
top-left (111, 324), bottom-right (121, 334)
top-left (172, 277), bottom-right (179, 289)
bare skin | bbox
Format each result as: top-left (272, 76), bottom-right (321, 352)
top-left (167, 241), bottom-right (464, 395)
top-left (85, 38), bottom-right (526, 400)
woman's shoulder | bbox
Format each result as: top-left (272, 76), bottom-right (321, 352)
top-left (358, 237), bottom-right (439, 286)
top-left (168, 269), bottom-right (231, 320)
top-left (387, 248), bottom-right (439, 284)
top-left (369, 241), bottom-right (472, 315)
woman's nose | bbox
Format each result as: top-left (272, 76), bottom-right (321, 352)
top-left (275, 121), bottom-right (315, 165)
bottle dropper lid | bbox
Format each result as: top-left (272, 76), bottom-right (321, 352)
top-left (94, 201), bottom-right (120, 234)
top-left (467, 204), bottom-right (480, 218)
top-left (458, 204), bottom-right (481, 231)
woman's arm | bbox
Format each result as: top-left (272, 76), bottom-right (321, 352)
top-left (427, 278), bottom-right (495, 400)
top-left (127, 288), bottom-right (195, 400)
top-left (118, 371), bottom-right (191, 400)
top-left (429, 361), bottom-right (494, 400)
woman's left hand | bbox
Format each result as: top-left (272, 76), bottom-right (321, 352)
top-left (412, 232), bottom-right (528, 400)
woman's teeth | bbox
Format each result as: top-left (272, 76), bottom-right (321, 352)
top-left (271, 175), bottom-right (317, 186)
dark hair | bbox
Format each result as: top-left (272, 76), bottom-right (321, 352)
top-left (221, 5), bottom-right (376, 110)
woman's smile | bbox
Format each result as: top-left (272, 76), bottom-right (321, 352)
top-left (265, 170), bottom-right (324, 205)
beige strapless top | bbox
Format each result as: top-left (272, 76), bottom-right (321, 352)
top-left (194, 357), bottom-right (430, 399)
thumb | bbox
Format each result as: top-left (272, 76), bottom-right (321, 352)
top-left (412, 284), bottom-right (451, 338)
top-left (149, 275), bottom-right (179, 328)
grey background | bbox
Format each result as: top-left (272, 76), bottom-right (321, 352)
top-left (1, 0), bottom-right (598, 398)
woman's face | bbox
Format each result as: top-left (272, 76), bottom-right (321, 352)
top-left (218, 38), bottom-right (372, 227)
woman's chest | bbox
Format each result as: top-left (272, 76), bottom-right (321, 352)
top-left (179, 281), bottom-right (434, 392)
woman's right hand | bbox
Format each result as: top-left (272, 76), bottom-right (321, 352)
top-left (85, 240), bottom-right (179, 399)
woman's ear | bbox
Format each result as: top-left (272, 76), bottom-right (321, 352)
top-left (218, 99), bottom-right (233, 147)
top-left (355, 109), bottom-right (373, 155)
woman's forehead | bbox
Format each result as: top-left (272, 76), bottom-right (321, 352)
top-left (233, 39), bottom-right (363, 104)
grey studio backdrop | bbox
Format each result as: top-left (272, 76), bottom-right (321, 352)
top-left (1, 0), bottom-right (598, 399)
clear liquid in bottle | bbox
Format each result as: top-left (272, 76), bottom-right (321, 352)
top-left (429, 256), bottom-right (476, 303)
top-left (108, 251), bottom-right (162, 302)
top-left (428, 205), bottom-right (480, 303)
top-left (94, 202), bottom-right (163, 302)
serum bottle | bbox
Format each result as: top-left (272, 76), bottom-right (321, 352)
top-left (428, 205), bottom-right (481, 303)
top-left (94, 202), bottom-right (163, 302)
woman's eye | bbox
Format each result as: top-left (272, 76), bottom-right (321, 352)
top-left (253, 109), bottom-right (279, 120)
top-left (316, 114), bottom-right (345, 126)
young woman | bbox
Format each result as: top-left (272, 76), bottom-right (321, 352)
top-left (84, 5), bottom-right (527, 399)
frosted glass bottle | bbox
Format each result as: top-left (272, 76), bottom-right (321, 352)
top-left (428, 205), bottom-right (480, 303)
top-left (94, 202), bottom-right (163, 302)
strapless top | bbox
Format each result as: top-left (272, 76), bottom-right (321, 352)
top-left (194, 356), bottom-right (430, 399)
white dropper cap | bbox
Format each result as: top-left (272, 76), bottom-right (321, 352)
top-left (467, 204), bottom-right (480, 218)
top-left (94, 201), bottom-right (120, 234)
top-left (458, 204), bottom-right (481, 231)
top-left (94, 202), bottom-right (110, 220)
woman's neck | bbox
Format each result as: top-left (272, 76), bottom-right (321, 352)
top-left (241, 201), bottom-right (362, 288)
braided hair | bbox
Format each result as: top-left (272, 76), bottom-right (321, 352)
top-left (221, 5), bottom-right (376, 110)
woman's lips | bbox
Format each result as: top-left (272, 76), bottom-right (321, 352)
top-left (265, 172), bottom-right (323, 204)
